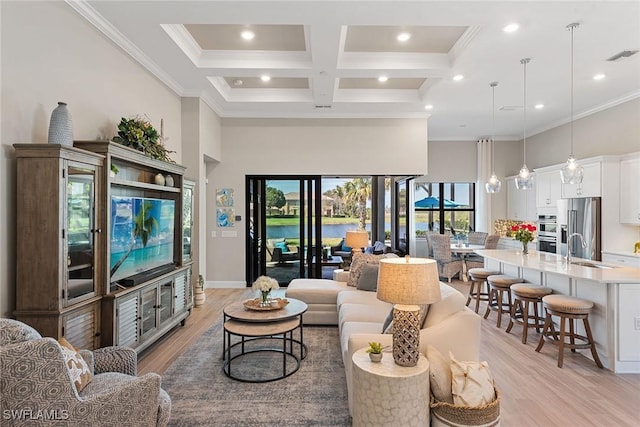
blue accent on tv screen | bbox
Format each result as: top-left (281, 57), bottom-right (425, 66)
top-left (110, 196), bottom-right (175, 283)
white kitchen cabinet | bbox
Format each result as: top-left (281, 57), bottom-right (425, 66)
top-left (561, 161), bottom-right (601, 198)
top-left (507, 176), bottom-right (536, 221)
top-left (620, 156), bottom-right (640, 225)
top-left (602, 252), bottom-right (640, 268)
top-left (536, 170), bottom-right (562, 209)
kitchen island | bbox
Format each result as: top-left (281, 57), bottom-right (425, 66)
top-left (475, 249), bottom-right (640, 373)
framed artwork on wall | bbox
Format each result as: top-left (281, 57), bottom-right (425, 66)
top-left (216, 188), bottom-right (234, 207)
top-left (217, 208), bottom-right (235, 227)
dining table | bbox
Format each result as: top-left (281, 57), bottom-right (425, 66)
top-left (450, 243), bottom-right (486, 282)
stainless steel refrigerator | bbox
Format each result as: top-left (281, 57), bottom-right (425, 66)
top-left (557, 197), bottom-right (602, 261)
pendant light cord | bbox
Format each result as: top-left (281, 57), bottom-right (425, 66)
top-left (569, 23), bottom-right (576, 156)
top-left (521, 58), bottom-right (530, 165)
top-left (491, 82), bottom-right (497, 172)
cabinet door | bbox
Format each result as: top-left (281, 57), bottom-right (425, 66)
top-left (562, 162), bottom-right (601, 198)
top-left (620, 158), bottom-right (640, 224)
top-left (174, 270), bottom-right (187, 314)
top-left (536, 171), bottom-right (562, 208)
top-left (159, 280), bottom-right (173, 325)
top-left (65, 162), bottom-right (99, 306)
top-left (116, 293), bottom-right (140, 347)
top-left (183, 180), bottom-right (195, 263)
top-left (62, 302), bottom-right (100, 350)
top-left (141, 286), bottom-right (158, 339)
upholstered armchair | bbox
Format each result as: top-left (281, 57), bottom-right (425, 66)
top-left (0, 319), bottom-right (170, 427)
top-left (428, 233), bottom-right (463, 283)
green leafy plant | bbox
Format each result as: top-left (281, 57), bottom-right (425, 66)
top-left (366, 341), bottom-right (383, 354)
top-left (110, 163), bottom-right (119, 175)
top-left (112, 116), bottom-right (174, 163)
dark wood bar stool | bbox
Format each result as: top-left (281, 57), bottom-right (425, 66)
top-left (484, 275), bottom-right (521, 328)
top-left (506, 284), bottom-right (553, 344)
top-left (535, 294), bottom-right (603, 369)
top-left (466, 268), bottom-right (500, 313)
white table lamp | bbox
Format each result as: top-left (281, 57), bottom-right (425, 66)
top-left (377, 256), bottom-right (441, 367)
top-left (345, 229), bottom-right (369, 253)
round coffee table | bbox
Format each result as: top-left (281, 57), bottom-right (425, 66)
top-left (222, 298), bottom-right (308, 382)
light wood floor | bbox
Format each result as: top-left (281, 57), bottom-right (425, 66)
top-left (139, 283), bottom-right (640, 426)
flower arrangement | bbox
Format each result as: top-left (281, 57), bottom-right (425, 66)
top-left (252, 275), bottom-right (280, 304)
top-left (112, 116), bottom-right (174, 163)
top-left (511, 223), bottom-right (536, 254)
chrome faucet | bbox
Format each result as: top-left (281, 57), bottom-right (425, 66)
top-left (566, 233), bottom-right (587, 264)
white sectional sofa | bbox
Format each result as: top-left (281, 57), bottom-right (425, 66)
top-left (286, 277), bottom-right (481, 415)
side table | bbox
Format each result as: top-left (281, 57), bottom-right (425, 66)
top-left (352, 348), bottom-right (429, 427)
top-left (332, 268), bottom-right (350, 282)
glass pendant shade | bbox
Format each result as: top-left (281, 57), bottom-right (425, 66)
top-left (485, 82), bottom-right (501, 194)
top-left (561, 23), bottom-right (584, 185)
top-left (560, 155), bottom-right (584, 184)
top-left (486, 173), bottom-right (502, 193)
top-left (515, 165), bottom-right (534, 190)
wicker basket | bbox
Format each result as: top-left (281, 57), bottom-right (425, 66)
top-left (430, 388), bottom-right (501, 427)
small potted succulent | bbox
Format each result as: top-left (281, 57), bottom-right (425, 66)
top-left (366, 341), bottom-right (383, 362)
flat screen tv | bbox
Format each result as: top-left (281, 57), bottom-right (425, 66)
top-left (110, 196), bottom-right (175, 284)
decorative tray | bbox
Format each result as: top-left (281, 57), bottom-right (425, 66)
top-left (243, 298), bottom-right (290, 311)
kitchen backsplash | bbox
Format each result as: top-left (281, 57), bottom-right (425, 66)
top-left (494, 219), bottom-right (525, 237)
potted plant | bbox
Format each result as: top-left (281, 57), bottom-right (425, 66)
top-left (110, 163), bottom-right (119, 178)
top-left (112, 116), bottom-right (175, 163)
top-left (366, 341), bottom-right (383, 362)
top-left (194, 274), bottom-right (206, 307)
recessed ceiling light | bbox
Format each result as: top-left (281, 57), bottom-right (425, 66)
top-left (397, 32), bottom-right (411, 42)
top-left (535, 104), bottom-right (544, 109)
top-left (453, 74), bottom-right (464, 81)
top-left (424, 104), bottom-right (433, 110)
top-left (233, 79), bottom-right (244, 86)
top-left (241, 30), bottom-right (255, 40)
top-left (378, 76), bottom-right (388, 82)
top-left (260, 75), bottom-right (271, 82)
top-left (593, 73), bottom-right (606, 80)
top-left (503, 23), bottom-right (519, 33)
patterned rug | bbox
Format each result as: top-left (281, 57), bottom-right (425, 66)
top-left (162, 322), bottom-right (350, 426)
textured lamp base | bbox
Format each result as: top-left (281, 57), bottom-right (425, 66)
top-left (392, 305), bottom-right (421, 367)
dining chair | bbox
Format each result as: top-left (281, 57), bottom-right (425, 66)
top-left (467, 231), bottom-right (488, 245)
top-left (428, 233), bottom-right (463, 283)
top-left (466, 234), bottom-right (501, 269)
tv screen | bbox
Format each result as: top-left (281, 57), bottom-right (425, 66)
top-left (110, 196), bottom-right (175, 283)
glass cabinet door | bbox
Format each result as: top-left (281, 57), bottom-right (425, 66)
top-left (159, 281), bottom-right (173, 324)
top-left (66, 164), bottom-right (97, 305)
top-left (141, 286), bottom-right (158, 337)
top-left (183, 180), bottom-right (195, 262)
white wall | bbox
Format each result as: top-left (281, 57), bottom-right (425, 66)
top-left (208, 118), bottom-right (428, 284)
top-left (0, 1), bottom-right (182, 316)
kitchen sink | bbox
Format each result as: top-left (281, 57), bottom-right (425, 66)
top-left (569, 261), bottom-right (615, 270)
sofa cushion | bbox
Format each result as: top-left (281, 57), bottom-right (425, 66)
top-left (450, 352), bottom-right (496, 407)
top-left (337, 288), bottom-right (382, 309)
top-left (286, 279), bottom-right (350, 305)
top-left (340, 321), bottom-right (384, 358)
top-left (356, 264), bottom-right (379, 291)
top-left (339, 302), bottom-right (391, 329)
top-left (424, 283), bottom-right (467, 328)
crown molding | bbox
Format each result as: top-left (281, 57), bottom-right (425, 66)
top-left (66, 0), bottom-right (184, 96)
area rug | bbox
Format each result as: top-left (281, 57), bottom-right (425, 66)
top-left (162, 322), bottom-right (350, 426)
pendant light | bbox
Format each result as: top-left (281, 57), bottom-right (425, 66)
top-left (560, 23), bottom-right (584, 184)
top-left (515, 58), bottom-right (534, 190)
top-left (485, 82), bottom-right (502, 193)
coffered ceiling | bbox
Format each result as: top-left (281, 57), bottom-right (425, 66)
top-left (70, 1), bottom-right (640, 140)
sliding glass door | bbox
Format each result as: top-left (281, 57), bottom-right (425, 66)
top-left (246, 176), bottom-right (322, 286)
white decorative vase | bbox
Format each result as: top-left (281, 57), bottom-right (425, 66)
top-left (165, 175), bottom-right (174, 187)
top-left (154, 173), bottom-right (165, 186)
top-left (194, 288), bottom-right (206, 307)
top-left (369, 352), bottom-right (383, 363)
top-left (48, 102), bottom-right (73, 146)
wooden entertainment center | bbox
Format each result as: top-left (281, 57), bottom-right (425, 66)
top-left (14, 141), bottom-right (194, 352)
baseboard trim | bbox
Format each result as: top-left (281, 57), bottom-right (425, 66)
top-left (205, 281), bottom-right (247, 289)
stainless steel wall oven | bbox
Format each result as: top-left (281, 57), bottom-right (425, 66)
top-left (537, 214), bottom-right (557, 254)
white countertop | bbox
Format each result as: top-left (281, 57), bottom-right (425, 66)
top-left (475, 249), bottom-right (640, 284)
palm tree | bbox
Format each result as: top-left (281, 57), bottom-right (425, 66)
top-left (110, 201), bottom-right (159, 278)
top-left (343, 178), bottom-right (371, 230)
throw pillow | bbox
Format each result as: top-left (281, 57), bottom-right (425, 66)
top-left (274, 241), bottom-right (288, 251)
top-left (381, 308), bottom-right (394, 333)
top-left (347, 252), bottom-right (385, 287)
top-left (372, 241), bottom-right (387, 254)
top-left (340, 239), bottom-right (352, 252)
top-left (356, 263), bottom-right (379, 291)
top-left (58, 337), bottom-right (92, 393)
top-left (449, 352), bottom-right (496, 407)
top-left (425, 345), bottom-right (453, 403)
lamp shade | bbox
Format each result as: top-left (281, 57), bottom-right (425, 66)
top-left (377, 257), bottom-right (441, 305)
top-left (345, 229), bottom-right (369, 249)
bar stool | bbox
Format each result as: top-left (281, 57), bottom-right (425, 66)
top-left (484, 275), bottom-right (521, 328)
top-left (535, 294), bottom-right (603, 369)
top-left (466, 268), bottom-right (500, 314)
top-left (506, 284), bottom-right (553, 344)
